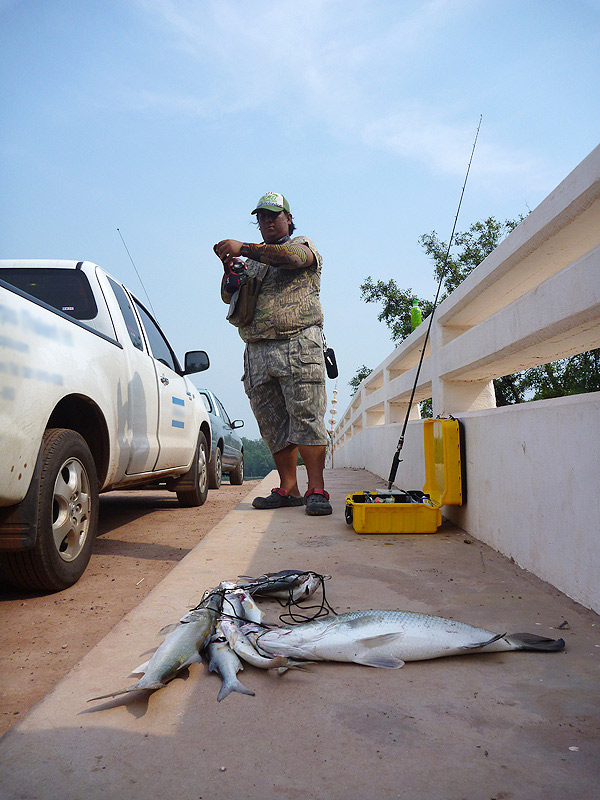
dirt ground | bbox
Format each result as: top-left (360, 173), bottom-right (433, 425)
top-left (0, 480), bottom-right (258, 738)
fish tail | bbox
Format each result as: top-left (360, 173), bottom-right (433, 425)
top-left (87, 680), bottom-right (164, 702)
top-left (217, 680), bottom-right (255, 702)
top-left (87, 685), bottom-right (137, 702)
top-left (506, 633), bottom-right (566, 652)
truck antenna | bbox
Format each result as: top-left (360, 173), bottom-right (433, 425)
top-left (116, 228), bottom-right (158, 319)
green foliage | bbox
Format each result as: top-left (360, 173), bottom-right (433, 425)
top-left (521, 350), bottom-right (600, 399)
top-left (360, 216), bottom-right (521, 346)
top-left (241, 437), bottom-right (307, 478)
top-left (419, 216), bottom-right (522, 295)
top-left (349, 364), bottom-right (373, 395)
top-left (241, 437), bottom-right (275, 479)
top-left (359, 214), bottom-right (598, 406)
top-left (360, 278), bottom-right (434, 343)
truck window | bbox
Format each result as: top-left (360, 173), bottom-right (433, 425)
top-left (0, 267), bottom-right (98, 321)
top-left (107, 277), bottom-right (144, 351)
top-left (133, 300), bottom-right (179, 373)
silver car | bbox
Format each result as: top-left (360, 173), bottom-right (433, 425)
top-left (199, 389), bottom-right (244, 488)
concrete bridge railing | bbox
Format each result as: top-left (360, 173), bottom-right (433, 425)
top-left (332, 144), bottom-right (600, 613)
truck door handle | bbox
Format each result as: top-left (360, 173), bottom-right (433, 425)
top-left (160, 376), bottom-right (169, 386)
top-left (187, 391), bottom-right (194, 400)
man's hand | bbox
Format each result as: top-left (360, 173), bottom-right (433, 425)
top-left (214, 239), bottom-right (243, 261)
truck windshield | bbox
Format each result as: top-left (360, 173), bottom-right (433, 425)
top-left (0, 268), bottom-right (98, 321)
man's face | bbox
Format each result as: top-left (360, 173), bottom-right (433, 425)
top-left (257, 209), bottom-right (291, 243)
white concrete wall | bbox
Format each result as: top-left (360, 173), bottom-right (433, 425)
top-left (336, 394), bottom-right (599, 612)
top-left (333, 145), bottom-right (600, 613)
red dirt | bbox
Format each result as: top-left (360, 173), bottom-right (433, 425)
top-left (0, 481), bottom-right (258, 737)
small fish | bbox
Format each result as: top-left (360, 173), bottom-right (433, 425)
top-left (220, 586), bottom-right (264, 624)
top-left (206, 630), bottom-right (255, 702)
top-left (237, 588), bottom-right (264, 624)
top-left (88, 600), bottom-right (219, 702)
top-left (219, 616), bottom-right (290, 670)
top-left (254, 610), bottom-right (565, 669)
top-left (240, 570), bottom-right (326, 601)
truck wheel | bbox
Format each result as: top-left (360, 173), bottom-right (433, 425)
top-left (0, 428), bottom-right (99, 592)
top-left (208, 446), bottom-right (222, 490)
top-left (229, 454), bottom-right (244, 485)
top-left (176, 431), bottom-right (209, 507)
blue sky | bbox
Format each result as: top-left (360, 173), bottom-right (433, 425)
top-left (1, 0), bottom-right (599, 439)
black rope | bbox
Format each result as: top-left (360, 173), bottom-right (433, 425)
top-left (274, 572), bottom-right (337, 625)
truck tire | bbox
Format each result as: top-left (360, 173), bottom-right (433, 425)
top-left (229, 454), bottom-right (244, 485)
top-left (208, 445), bottom-right (222, 490)
top-left (176, 431), bottom-right (209, 507)
top-left (0, 428), bottom-right (99, 592)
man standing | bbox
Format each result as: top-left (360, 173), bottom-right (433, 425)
top-left (215, 191), bottom-right (332, 516)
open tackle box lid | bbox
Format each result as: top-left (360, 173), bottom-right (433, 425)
top-left (344, 418), bottom-right (463, 534)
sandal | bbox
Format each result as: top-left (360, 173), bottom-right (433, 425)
top-left (304, 488), bottom-right (333, 516)
top-left (252, 488), bottom-right (305, 509)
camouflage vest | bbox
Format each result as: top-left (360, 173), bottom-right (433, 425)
top-left (239, 236), bottom-right (323, 341)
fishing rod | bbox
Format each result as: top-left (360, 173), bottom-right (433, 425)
top-left (117, 227), bottom-right (158, 319)
top-left (387, 115), bottom-right (482, 490)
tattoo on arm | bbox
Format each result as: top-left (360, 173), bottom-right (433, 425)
top-left (243, 242), bottom-right (310, 268)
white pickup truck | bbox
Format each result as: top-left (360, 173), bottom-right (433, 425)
top-left (0, 259), bottom-right (213, 592)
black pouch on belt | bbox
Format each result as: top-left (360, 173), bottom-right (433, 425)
top-left (322, 332), bottom-right (338, 379)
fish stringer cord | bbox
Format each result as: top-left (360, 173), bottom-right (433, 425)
top-left (276, 572), bottom-right (338, 625)
top-left (387, 115), bottom-right (482, 490)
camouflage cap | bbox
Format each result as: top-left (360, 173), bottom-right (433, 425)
top-left (251, 192), bottom-right (291, 215)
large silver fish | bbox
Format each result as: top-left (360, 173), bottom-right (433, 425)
top-left (252, 610), bottom-right (565, 669)
top-left (206, 629), bottom-right (255, 702)
top-left (88, 603), bottom-right (219, 701)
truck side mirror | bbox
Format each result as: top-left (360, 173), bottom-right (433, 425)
top-left (184, 350), bottom-right (210, 374)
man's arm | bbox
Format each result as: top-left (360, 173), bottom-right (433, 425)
top-left (214, 239), bottom-right (314, 270)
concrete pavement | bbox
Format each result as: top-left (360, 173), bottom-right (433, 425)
top-left (0, 468), bottom-right (598, 800)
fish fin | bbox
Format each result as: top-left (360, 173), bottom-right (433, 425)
top-left (353, 654), bottom-right (405, 669)
top-left (87, 684), bottom-right (142, 702)
top-left (180, 652), bottom-right (203, 670)
top-left (506, 633), bottom-right (566, 652)
top-left (460, 632), bottom-right (506, 650)
top-left (277, 659), bottom-right (315, 675)
top-left (157, 622), bottom-right (179, 636)
top-left (360, 632), bottom-right (404, 649)
top-left (217, 680), bottom-right (255, 702)
top-left (131, 659), bottom-right (150, 675)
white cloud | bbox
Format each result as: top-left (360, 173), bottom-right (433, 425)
top-left (129, 0), bottom-right (551, 187)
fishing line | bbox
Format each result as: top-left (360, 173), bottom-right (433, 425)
top-left (275, 572), bottom-right (338, 625)
top-left (116, 227), bottom-right (158, 319)
top-left (387, 115), bottom-right (482, 490)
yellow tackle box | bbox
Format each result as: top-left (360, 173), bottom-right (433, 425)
top-left (344, 418), bottom-right (463, 534)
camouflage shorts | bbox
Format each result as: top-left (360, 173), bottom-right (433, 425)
top-left (242, 325), bottom-right (328, 454)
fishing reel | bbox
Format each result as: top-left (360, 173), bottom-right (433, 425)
top-left (222, 257), bottom-right (247, 293)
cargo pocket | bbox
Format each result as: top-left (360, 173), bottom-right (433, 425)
top-left (294, 335), bottom-right (325, 383)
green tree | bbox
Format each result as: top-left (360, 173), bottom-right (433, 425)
top-left (241, 437), bottom-right (275, 479)
top-left (522, 350), bottom-right (600, 399)
top-left (357, 215), bottom-right (598, 405)
top-left (349, 364), bottom-right (373, 396)
top-left (360, 216), bottom-right (520, 346)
